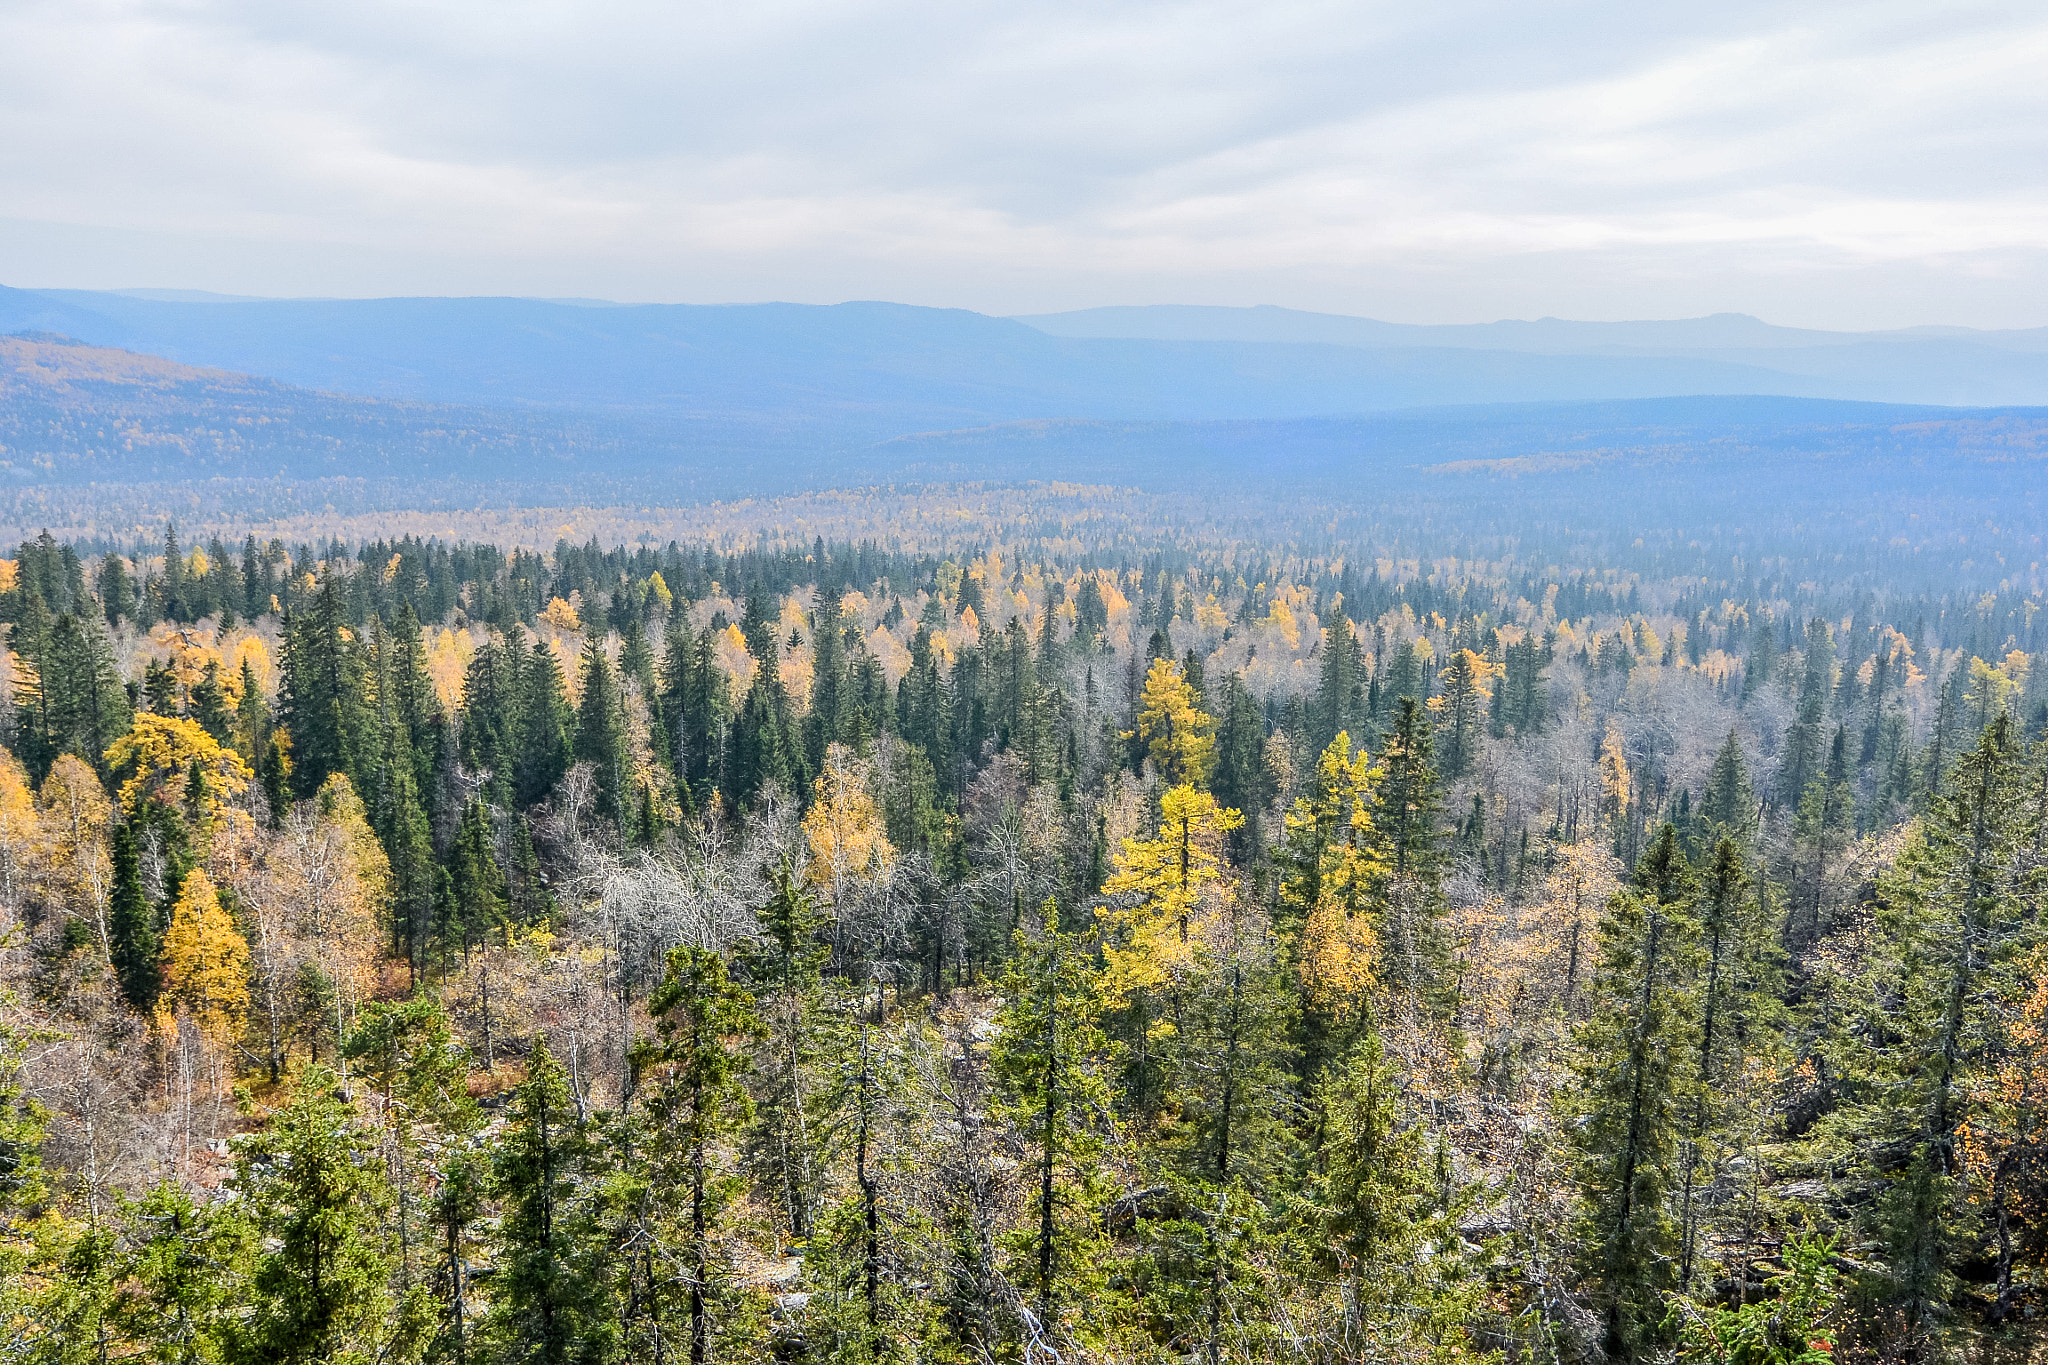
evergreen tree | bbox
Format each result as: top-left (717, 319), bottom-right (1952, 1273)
top-left (1570, 826), bottom-right (1698, 1360)
top-left (445, 800), bottom-right (509, 958)
top-left (515, 635), bottom-right (575, 808)
top-left (108, 823), bottom-right (158, 1012)
top-left (279, 581), bottom-right (367, 798)
top-left (1311, 615), bottom-right (1366, 754)
top-left (1823, 718), bottom-right (2033, 1351)
top-left (574, 640), bottom-right (631, 824)
top-left (1298, 1021), bottom-right (1482, 1358)
top-left (490, 1038), bottom-right (616, 1365)
top-left (1676, 839), bottom-right (1781, 1292)
top-left (1700, 729), bottom-right (1756, 843)
top-left (642, 947), bottom-right (765, 1365)
top-left (1370, 698), bottom-right (1448, 1008)
top-left (42, 610), bottom-right (132, 779)
top-left (739, 866), bottom-right (833, 1244)
top-left (1433, 647), bottom-right (1492, 778)
top-left (229, 1067), bottom-right (398, 1365)
top-left (990, 912), bottom-right (1116, 1346)
top-left (112, 1181), bottom-right (248, 1364)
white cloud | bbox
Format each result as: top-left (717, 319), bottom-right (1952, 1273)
top-left (0, 0), bottom-right (2043, 327)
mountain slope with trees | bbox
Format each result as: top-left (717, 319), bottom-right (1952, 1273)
top-left (0, 513), bottom-right (2036, 1361)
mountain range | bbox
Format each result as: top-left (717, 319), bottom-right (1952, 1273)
top-left (8, 288), bottom-right (2048, 420)
top-left (0, 286), bottom-right (2042, 552)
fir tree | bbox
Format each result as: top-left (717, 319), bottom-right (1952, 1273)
top-left (108, 823), bottom-right (157, 1012)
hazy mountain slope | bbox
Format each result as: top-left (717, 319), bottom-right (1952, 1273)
top-left (0, 288), bottom-right (1955, 418)
top-left (1, 332), bottom-right (2039, 574)
top-left (1014, 303), bottom-right (2048, 355)
top-left (0, 331), bottom-right (748, 488)
top-left (4, 328), bottom-right (2036, 504)
top-left (1015, 305), bottom-right (2048, 406)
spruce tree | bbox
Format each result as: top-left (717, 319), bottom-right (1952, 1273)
top-left (574, 640), bottom-right (630, 824)
top-left (229, 1068), bottom-right (397, 1365)
top-left (739, 866), bottom-right (833, 1243)
top-left (515, 635), bottom-right (574, 809)
top-left (990, 912), bottom-right (1116, 1346)
top-left (108, 824), bottom-right (158, 1013)
top-left (643, 947), bottom-right (765, 1365)
top-left (1570, 825), bottom-right (1698, 1360)
top-left (1370, 697), bottom-right (1448, 1009)
top-left (1700, 729), bottom-right (1756, 842)
top-left (490, 1038), bottom-right (615, 1365)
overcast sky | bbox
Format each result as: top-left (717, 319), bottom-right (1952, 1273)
top-left (1, 0), bottom-right (2043, 327)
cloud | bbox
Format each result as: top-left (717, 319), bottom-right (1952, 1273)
top-left (0, 0), bottom-right (2043, 326)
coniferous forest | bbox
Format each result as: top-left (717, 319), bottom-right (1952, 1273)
top-left (0, 515), bottom-right (2041, 1365)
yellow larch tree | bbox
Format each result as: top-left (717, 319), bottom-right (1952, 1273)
top-left (0, 750), bottom-right (37, 917)
top-left (1095, 783), bottom-right (1243, 1013)
top-left (1598, 719), bottom-right (1632, 826)
top-left (37, 754), bottom-right (114, 954)
top-left (803, 745), bottom-right (895, 891)
top-left (1128, 657), bottom-right (1216, 786)
top-left (1284, 734), bottom-right (1386, 1024)
top-left (539, 596), bottom-right (582, 632)
top-left (160, 868), bottom-right (250, 1046)
top-left (104, 714), bottom-right (252, 823)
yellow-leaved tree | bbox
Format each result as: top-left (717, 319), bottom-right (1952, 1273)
top-left (1096, 783), bottom-right (1243, 1012)
top-left (1128, 657), bottom-right (1216, 785)
top-left (37, 754), bottom-right (114, 955)
top-left (1283, 734), bottom-right (1386, 1029)
top-left (0, 750), bottom-right (36, 917)
top-left (160, 868), bottom-right (250, 1045)
top-left (259, 775), bottom-right (389, 1070)
top-left (105, 715), bottom-right (252, 823)
top-left (804, 746), bottom-right (895, 890)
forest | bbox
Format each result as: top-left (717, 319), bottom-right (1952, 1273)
top-left (0, 514), bottom-right (2039, 1364)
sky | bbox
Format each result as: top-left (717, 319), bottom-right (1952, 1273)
top-left (1, 0), bottom-right (2044, 329)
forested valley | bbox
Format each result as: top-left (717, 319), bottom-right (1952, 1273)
top-left (0, 517), bottom-right (2041, 1364)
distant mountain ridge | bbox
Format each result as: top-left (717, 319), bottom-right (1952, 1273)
top-left (1010, 303), bottom-right (2048, 353)
top-left (6, 285), bottom-right (2048, 417)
